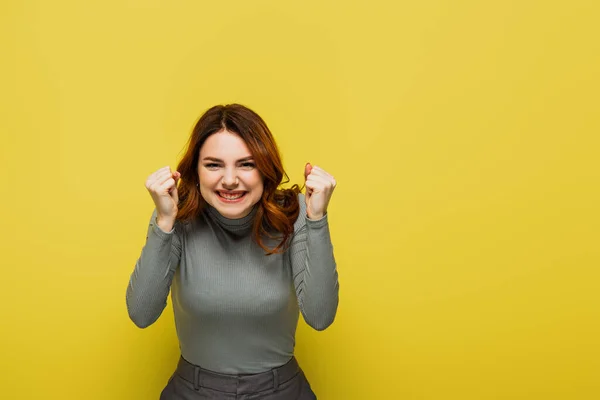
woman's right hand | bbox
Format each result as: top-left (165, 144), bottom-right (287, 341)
top-left (145, 166), bottom-right (181, 230)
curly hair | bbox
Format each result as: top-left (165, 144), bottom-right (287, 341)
top-left (175, 104), bottom-right (301, 255)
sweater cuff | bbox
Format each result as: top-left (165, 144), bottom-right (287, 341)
top-left (151, 216), bottom-right (175, 240)
top-left (305, 213), bottom-right (329, 229)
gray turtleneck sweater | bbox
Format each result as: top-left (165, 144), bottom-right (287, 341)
top-left (126, 193), bottom-right (339, 374)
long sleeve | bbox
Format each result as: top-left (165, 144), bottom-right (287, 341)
top-left (126, 209), bottom-right (182, 328)
top-left (288, 195), bottom-right (339, 331)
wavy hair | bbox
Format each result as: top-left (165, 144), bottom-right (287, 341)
top-left (175, 104), bottom-right (301, 255)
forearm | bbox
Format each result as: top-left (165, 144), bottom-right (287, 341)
top-left (126, 213), bottom-right (179, 328)
top-left (292, 214), bottom-right (339, 330)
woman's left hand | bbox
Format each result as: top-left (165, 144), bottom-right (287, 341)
top-left (304, 163), bottom-right (337, 220)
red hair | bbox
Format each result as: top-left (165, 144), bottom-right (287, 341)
top-left (175, 104), bottom-right (301, 255)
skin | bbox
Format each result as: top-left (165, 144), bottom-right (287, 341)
top-left (145, 130), bottom-right (337, 231)
top-left (197, 130), bottom-right (264, 219)
top-left (303, 163), bottom-right (337, 220)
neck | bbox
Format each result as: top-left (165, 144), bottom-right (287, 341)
top-left (205, 203), bottom-right (259, 235)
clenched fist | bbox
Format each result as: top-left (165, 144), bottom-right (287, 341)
top-left (304, 163), bottom-right (336, 220)
top-left (145, 166), bottom-right (181, 231)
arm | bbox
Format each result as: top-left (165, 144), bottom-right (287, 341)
top-left (289, 195), bottom-right (339, 331)
top-left (126, 209), bottom-right (182, 328)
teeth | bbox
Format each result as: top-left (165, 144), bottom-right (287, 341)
top-left (219, 192), bottom-right (244, 199)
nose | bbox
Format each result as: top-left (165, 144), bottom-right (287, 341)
top-left (221, 168), bottom-right (238, 188)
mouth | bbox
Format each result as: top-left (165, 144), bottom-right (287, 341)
top-left (216, 190), bottom-right (247, 202)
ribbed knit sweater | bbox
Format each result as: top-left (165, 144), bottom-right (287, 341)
top-left (126, 193), bottom-right (339, 374)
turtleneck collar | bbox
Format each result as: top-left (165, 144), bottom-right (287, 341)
top-left (204, 203), bottom-right (259, 235)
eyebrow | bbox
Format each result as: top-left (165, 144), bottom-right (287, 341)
top-left (202, 156), bottom-right (254, 162)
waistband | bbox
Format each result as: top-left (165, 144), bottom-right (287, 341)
top-left (175, 356), bottom-right (301, 394)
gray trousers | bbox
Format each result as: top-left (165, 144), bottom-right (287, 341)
top-left (160, 356), bottom-right (317, 400)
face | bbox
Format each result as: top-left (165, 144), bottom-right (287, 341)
top-left (197, 130), bottom-right (264, 219)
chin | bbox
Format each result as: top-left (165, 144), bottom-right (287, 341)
top-left (211, 196), bottom-right (257, 219)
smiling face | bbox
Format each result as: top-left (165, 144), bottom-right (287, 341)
top-left (197, 130), bottom-right (264, 219)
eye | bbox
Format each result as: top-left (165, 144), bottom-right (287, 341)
top-left (205, 163), bottom-right (220, 170)
top-left (241, 162), bottom-right (256, 169)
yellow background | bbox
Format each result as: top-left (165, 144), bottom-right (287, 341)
top-left (1, 1), bottom-right (599, 399)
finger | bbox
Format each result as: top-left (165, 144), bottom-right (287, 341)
top-left (150, 173), bottom-right (176, 192)
top-left (147, 166), bottom-right (171, 184)
top-left (146, 173), bottom-right (166, 190)
top-left (305, 177), bottom-right (328, 192)
top-left (308, 173), bottom-right (336, 186)
top-left (312, 173), bottom-right (336, 189)
top-left (307, 174), bottom-right (335, 189)
top-left (304, 163), bottom-right (312, 181)
top-left (159, 178), bottom-right (177, 193)
top-left (168, 178), bottom-right (178, 194)
top-left (172, 185), bottom-right (179, 203)
top-left (153, 171), bottom-right (174, 186)
top-left (305, 177), bottom-right (317, 192)
top-left (153, 166), bottom-right (171, 179)
top-left (170, 171), bottom-right (180, 187)
top-left (309, 166), bottom-right (334, 180)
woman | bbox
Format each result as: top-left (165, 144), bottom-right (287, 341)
top-left (126, 104), bottom-right (339, 399)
